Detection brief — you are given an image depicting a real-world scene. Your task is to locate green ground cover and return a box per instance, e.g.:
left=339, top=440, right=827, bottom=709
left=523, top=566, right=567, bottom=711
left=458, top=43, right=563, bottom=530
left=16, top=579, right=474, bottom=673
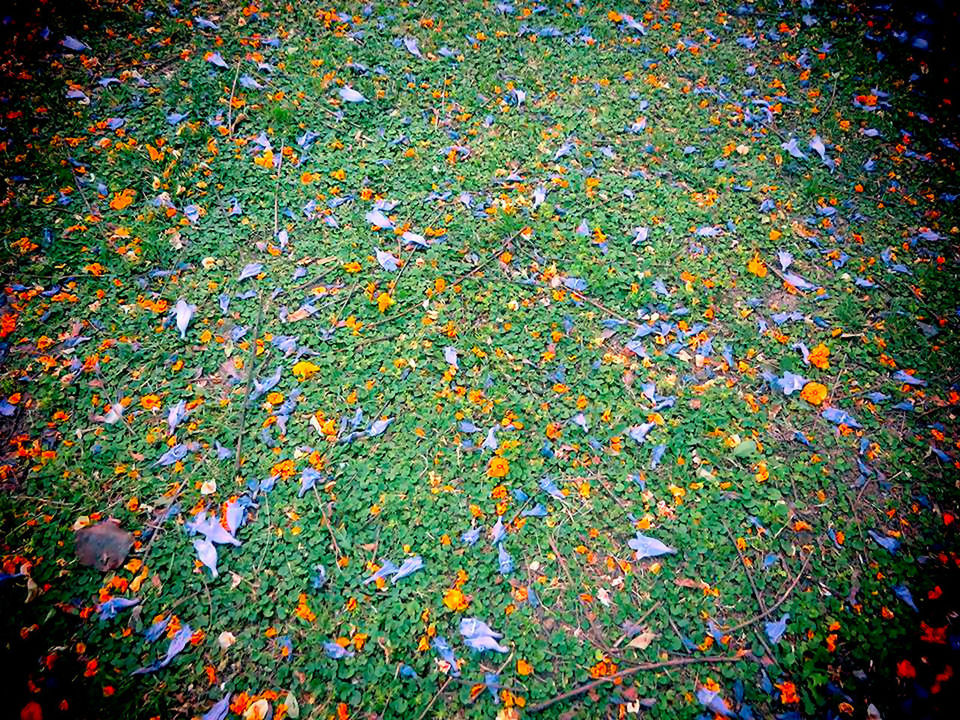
left=1, top=1, right=959, bottom=718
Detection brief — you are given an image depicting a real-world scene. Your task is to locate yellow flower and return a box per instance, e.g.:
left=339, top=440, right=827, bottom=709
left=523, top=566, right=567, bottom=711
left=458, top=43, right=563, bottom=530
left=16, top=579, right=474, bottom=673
left=487, top=456, right=509, bottom=478
left=376, top=292, right=395, bottom=313
left=292, top=360, right=320, bottom=381
left=800, top=381, right=827, bottom=405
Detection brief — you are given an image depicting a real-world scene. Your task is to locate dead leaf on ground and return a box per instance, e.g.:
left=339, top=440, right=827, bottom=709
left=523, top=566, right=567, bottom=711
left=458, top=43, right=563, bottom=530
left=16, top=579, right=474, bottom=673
left=75, top=520, right=133, bottom=571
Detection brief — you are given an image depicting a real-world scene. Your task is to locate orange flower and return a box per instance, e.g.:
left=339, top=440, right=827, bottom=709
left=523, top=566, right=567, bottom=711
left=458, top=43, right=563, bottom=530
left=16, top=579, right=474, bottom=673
left=588, top=658, right=618, bottom=679
left=0, top=313, right=16, bottom=338
left=747, top=253, right=767, bottom=278
left=140, top=394, right=161, bottom=410
left=920, top=622, right=947, bottom=644
left=800, top=382, right=827, bottom=405
left=294, top=593, right=316, bottom=622
left=808, top=343, right=830, bottom=370
left=487, top=456, right=509, bottom=478
left=271, top=458, right=296, bottom=479
left=517, top=659, right=533, bottom=676
left=230, top=692, right=250, bottom=715
left=109, top=189, right=135, bottom=210
left=776, top=681, right=800, bottom=704
left=754, top=460, right=769, bottom=483
left=443, top=588, right=470, bottom=611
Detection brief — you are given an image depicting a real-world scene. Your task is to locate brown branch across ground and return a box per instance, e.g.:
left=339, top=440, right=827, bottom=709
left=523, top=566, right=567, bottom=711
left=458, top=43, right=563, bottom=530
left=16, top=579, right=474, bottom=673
left=528, top=654, right=747, bottom=713
left=726, top=553, right=811, bottom=633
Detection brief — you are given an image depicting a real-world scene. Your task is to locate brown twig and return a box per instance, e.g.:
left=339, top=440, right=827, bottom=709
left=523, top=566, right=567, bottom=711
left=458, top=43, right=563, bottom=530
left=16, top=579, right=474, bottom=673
left=312, top=485, right=343, bottom=568
left=726, top=554, right=811, bottom=633
left=767, top=263, right=811, bottom=295
left=612, top=600, right=662, bottom=649
left=547, top=534, right=576, bottom=589
left=361, top=233, right=518, bottom=332
left=528, top=654, right=745, bottom=713
left=273, top=141, right=285, bottom=237
left=233, top=292, right=268, bottom=477
left=722, top=520, right=766, bottom=613
left=566, top=288, right=644, bottom=329
left=467, top=652, right=515, bottom=705
left=139, top=479, right=188, bottom=564
left=227, top=58, right=241, bottom=137
left=416, top=677, right=452, bottom=720
left=509, top=237, right=642, bottom=329
left=451, top=233, right=518, bottom=287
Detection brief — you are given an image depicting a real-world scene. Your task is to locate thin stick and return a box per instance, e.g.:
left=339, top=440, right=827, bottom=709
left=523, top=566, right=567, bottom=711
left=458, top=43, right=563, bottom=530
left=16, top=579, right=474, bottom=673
left=435, top=76, right=449, bottom=130
left=510, top=239, right=642, bottom=329
left=67, top=168, right=101, bottom=223
left=612, top=600, right=662, bottom=649
left=547, top=534, right=576, bottom=589
left=566, top=288, right=643, bottom=329
left=450, top=233, right=517, bottom=287
left=720, top=526, right=780, bottom=668
left=726, top=554, right=811, bottom=633
left=312, top=485, right=343, bottom=567
left=332, top=281, right=360, bottom=325
left=227, top=58, right=241, bottom=136
left=467, top=652, right=515, bottom=705
left=233, top=292, right=268, bottom=477
left=139, top=479, right=188, bottom=564
left=416, top=677, right=452, bottom=720
left=273, top=141, right=285, bottom=237
left=361, top=233, right=517, bottom=332
left=822, top=74, right=839, bottom=116
left=722, top=520, right=765, bottom=613
left=528, top=655, right=745, bottom=713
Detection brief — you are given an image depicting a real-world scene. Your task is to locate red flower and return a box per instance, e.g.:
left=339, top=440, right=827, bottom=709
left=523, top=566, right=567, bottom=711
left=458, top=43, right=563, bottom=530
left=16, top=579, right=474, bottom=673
left=21, top=702, right=42, bottom=720
left=921, top=622, right=948, bottom=645
left=897, top=659, right=916, bottom=679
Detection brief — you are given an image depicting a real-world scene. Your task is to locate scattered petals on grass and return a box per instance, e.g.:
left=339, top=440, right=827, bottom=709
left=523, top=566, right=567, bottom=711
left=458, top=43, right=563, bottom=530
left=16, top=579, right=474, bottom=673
left=3, top=2, right=959, bottom=719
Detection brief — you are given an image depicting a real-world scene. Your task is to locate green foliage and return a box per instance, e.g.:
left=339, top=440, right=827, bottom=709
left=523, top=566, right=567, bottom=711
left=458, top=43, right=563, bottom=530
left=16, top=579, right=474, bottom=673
left=0, top=1, right=958, bottom=719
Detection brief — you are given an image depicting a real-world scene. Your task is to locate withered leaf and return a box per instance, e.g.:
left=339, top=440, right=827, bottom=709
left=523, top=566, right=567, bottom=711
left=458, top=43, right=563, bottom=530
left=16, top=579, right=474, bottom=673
left=75, top=520, right=133, bottom=571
